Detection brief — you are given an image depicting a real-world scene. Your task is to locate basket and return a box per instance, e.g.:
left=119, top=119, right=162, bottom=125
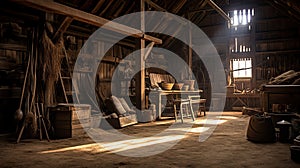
left=161, top=83, right=174, bottom=90
left=173, top=83, right=184, bottom=90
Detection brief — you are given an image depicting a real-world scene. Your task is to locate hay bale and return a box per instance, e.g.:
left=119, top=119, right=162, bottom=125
left=272, top=70, right=295, bottom=81
left=292, top=78, right=300, bottom=85
left=269, top=70, right=300, bottom=85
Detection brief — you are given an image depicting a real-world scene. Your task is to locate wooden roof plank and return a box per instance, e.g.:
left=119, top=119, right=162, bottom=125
left=171, top=0, right=187, bottom=13
left=91, top=0, right=106, bottom=14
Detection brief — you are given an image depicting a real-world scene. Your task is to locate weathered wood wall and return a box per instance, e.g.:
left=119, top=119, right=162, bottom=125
left=197, top=1, right=300, bottom=89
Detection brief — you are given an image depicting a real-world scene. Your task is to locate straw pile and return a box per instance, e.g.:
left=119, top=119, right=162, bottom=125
left=41, top=30, right=63, bottom=81
left=40, top=26, right=64, bottom=107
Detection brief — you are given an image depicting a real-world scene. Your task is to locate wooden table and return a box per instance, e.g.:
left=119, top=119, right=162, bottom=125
left=150, top=89, right=203, bottom=119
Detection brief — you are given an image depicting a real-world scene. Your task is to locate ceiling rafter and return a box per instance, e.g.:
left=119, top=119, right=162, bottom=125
left=53, top=0, right=104, bottom=40
left=11, top=0, right=162, bottom=44
left=206, top=0, right=230, bottom=21
left=266, top=0, right=300, bottom=24
left=171, top=0, right=187, bottom=13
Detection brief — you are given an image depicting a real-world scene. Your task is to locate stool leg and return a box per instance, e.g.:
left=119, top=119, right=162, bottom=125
left=173, top=104, right=177, bottom=122
left=189, top=101, right=195, bottom=121
left=180, top=103, right=184, bottom=123
left=203, top=103, right=206, bottom=116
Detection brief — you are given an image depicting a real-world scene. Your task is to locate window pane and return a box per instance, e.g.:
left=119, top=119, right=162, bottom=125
left=232, top=58, right=252, bottom=78
left=229, top=8, right=254, bottom=27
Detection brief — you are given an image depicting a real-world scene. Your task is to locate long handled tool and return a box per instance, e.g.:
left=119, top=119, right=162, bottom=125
left=14, top=51, right=31, bottom=121
left=17, top=27, right=38, bottom=143
left=36, top=103, right=50, bottom=142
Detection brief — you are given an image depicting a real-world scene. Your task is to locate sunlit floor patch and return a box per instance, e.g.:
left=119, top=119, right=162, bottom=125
left=39, top=135, right=185, bottom=154
left=168, top=126, right=211, bottom=133
left=39, top=114, right=239, bottom=155
left=39, top=143, right=102, bottom=154
left=193, top=119, right=227, bottom=125
left=100, top=135, right=185, bottom=153
left=217, top=116, right=238, bottom=120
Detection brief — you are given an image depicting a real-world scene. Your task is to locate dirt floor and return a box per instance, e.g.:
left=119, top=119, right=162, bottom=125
left=0, top=112, right=299, bottom=168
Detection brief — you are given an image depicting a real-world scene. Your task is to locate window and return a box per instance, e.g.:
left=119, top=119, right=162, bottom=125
left=229, top=8, right=254, bottom=28
left=231, top=37, right=251, bottom=53
left=231, top=58, right=252, bottom=78
left=228, top=8, right=254, bottom=53
left=228, top=8, right=254, bottom=79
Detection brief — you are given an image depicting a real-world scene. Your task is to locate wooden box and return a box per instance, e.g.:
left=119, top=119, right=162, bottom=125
left=50, top=104, right=91, bottom=139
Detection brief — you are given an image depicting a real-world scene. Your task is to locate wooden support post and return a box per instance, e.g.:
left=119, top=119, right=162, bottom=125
left=251, top=16, right=256, bottom=88
left=188, top=14, right=193, bottom=79
left=136, top=0, right=146, bottom=110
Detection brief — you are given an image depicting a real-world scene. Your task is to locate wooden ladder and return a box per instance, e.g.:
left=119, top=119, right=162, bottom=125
left=59, top=47, right=80, bottom=104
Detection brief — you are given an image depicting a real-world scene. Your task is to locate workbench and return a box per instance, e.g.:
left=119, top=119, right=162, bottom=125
left=149, top=89, right=203, bottom=119
left=225, top=93, right=260, bottom=110
left=260, top=85, right=300, bottom=113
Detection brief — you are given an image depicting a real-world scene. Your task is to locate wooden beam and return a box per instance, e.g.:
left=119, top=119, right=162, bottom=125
left=53, top=16, right=73, bottom=40
left=98, top=0, right=114, bottom=16
left=144, top=0, right=187, bottom=25
left=113, top=1, right=126, bottom=18
left=194, top=11, right=208, bottom=25
left=267, top=0, right=300, bottom=23
left=171, top=0, right=187, bottom=13
left=206, top=0, right=230, bottom=21
left=144, top=0, right=166, bottom=11
left=188, top=9, right=214, bottom=15
left=144, top=42, right=155, bottom=60
left=143, top=34, right=162, bottom=44
left=11, top=0, right=162, bottom=44
left=91, top=0, right=106, bottom=14
left=53, top=0, right=106, bottom=40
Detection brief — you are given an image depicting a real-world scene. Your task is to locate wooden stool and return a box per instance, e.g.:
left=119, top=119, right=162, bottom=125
left=173, top=99, right=195, bottom=123
left=199, top=99, right=206, bottom=116
left=188, top=96, right=206, bottom=117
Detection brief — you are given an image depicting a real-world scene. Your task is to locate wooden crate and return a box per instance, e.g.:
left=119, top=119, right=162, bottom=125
left=50, top=104, right=91, bottom=139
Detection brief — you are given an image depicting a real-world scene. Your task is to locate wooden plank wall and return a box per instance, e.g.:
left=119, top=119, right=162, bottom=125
left=254, top=5, right=300, bottom=87
left=197, top=2, right=300, bottom=90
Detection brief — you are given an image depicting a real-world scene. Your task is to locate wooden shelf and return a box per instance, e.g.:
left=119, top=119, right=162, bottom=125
left=99, top=55, right=121, bottom=63
left=256, top=38, right=298, bottom=44
left=255, top=49, right=300, bottom=54
left=0, top=43, right=27, bottom=51
left=78, top=53, right=122, bottom=64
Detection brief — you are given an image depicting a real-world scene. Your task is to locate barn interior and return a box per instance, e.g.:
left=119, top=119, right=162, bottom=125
left=1, top=0, right=300, bottom=167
